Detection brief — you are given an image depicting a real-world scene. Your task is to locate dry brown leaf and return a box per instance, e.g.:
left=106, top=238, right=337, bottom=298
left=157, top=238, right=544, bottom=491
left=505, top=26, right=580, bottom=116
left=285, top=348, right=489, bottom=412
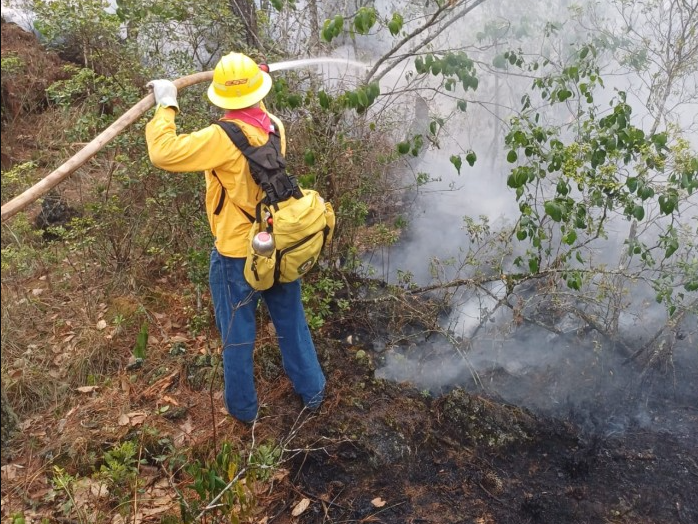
left=128, top=412, right=147, bottom=426
left=139, top=505, right=170, bottom=517
left=291, top=498, right=311, bottom=517
left=371, top=497, right=387, bottom=507
left=32, top=288, right=44, bottom=296
left=76, top=386, right=99, bottom=393
left=141, top=371, right=178, bottom=399
left=89, top=480, right=109, bottom=498
left=271, top=468, right=289, bottom=481
left=96, top=319, right=107, bottom=330
left=161, top=395, right=180, bottom=406
left=1, top=464, right=24, bottom=480
left=118, top=414, right=130, bottom=426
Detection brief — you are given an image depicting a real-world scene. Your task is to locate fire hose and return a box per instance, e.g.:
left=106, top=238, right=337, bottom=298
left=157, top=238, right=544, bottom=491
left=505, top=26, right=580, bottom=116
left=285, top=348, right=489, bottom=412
left=2, top=57, right=368, bottom=222
left=0, top=71, right=213, bottom=223
left=0, top=57, right=369, bottom=224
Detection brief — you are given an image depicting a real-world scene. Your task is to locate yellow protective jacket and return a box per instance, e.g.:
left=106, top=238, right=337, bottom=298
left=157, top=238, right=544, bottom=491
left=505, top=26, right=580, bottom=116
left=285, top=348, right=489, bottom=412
left=145, top=106, right=286, bottom=258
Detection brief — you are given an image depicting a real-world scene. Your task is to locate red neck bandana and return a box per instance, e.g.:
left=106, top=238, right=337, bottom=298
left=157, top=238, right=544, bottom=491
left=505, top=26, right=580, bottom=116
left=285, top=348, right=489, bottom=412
left=223, top=107, right=275, bottom=134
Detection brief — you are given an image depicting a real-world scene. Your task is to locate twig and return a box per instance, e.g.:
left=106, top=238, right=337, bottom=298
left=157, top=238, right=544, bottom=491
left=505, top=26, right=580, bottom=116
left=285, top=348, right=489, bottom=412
left=194, top=467, right=248, bottom=521
left=624, top=297, right=697, bottom=364
left=132, top=437, right=145, bottom=523
left=477, top=482, right=505, bottom=504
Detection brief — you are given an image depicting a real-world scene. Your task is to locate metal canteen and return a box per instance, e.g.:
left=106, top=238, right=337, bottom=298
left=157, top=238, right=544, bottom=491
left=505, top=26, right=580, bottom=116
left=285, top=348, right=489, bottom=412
left=252, top=231, right=275, bottom=257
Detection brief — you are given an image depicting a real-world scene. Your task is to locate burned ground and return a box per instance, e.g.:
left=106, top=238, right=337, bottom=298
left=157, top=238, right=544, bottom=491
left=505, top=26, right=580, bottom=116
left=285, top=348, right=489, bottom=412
left=245, top=331, right=698, bottom=524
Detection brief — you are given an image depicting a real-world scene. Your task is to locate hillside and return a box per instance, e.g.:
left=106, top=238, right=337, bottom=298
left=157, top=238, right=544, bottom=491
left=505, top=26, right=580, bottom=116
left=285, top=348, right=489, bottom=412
left=2, top=19, right=697, bottom=524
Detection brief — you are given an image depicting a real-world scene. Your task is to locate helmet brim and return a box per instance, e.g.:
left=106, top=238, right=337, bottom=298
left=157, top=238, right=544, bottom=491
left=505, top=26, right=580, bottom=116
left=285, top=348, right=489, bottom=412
left=207, top=71, right=273, bottom=110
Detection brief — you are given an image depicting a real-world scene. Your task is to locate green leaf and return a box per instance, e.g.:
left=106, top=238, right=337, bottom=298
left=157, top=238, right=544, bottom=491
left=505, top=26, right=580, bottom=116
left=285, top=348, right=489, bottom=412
left=347, top=91, right=359, bottom=107
left=507, top=150, right=518, bottom=163
left=133, top=322, right=148, bottom=360
left=528, top=257, right=539, bottom=273
left=450, top=155, right=462, bottom=174
left=321, top=25, right=334, bottom=42
left=665, top=237, right=679, bottom=258
left=318, top=90, right=330, bottom=109
left=652, top=132, right=668, bottom=151
left=304, top=150, right=315, bottom=166
left=631, top=205, right=645, bottom=221
left=626, top=177, right=638, bottom=193
left=638, top=185, right=655, bottom=200
left=544, top=201, right=562, bottom=222
left=287, top=94, right=302, bottom=108
left=457, top=100, right=467, bottom=112
left=357, top=88, right=369, bottom=108
left=658, top=194, right=677, bottom=215
left=493, top=54, right=507, bottom=69
left=466, top=151, right=477, bottom=167
left=557, top=89, right=572, bottom=102
left=566, top=272, right=582, bottom=290
left=397, top=141, right=410, bottom=154
left=563, top=230, right=577, bottom=245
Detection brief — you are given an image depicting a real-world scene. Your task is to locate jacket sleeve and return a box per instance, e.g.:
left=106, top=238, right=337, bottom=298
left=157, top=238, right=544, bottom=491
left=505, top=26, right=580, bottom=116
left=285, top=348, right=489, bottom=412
left=145, top=106, right=233, bottom=172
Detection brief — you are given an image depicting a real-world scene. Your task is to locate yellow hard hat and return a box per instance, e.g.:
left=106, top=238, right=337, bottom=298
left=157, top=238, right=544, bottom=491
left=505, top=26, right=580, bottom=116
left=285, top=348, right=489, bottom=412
left=207, top=52, right=272, bottom=109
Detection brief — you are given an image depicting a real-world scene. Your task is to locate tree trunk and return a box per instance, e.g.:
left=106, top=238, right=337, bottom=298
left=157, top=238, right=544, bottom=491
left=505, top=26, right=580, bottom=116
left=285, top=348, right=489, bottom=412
left=229, top=0, right=260, bottom=49
left=1, top=386, right=19, bottom=453
left=307, top=0, right=321, bottom=52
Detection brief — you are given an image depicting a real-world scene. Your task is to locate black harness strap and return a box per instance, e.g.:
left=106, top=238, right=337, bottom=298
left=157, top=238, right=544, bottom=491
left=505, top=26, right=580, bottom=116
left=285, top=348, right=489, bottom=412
left=214, top=120, right=302, bottom=206
left=211, top=170, right=255, bottom=223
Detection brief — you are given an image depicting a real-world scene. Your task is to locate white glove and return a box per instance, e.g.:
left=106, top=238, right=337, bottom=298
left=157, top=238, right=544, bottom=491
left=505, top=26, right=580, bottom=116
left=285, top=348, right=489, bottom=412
left=147, top=79, right=179, bottom=111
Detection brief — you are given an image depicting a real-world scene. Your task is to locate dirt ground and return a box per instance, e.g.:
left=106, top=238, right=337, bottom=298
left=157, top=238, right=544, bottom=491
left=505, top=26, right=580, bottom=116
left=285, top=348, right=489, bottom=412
left=2, top=19, right=697, bottom=524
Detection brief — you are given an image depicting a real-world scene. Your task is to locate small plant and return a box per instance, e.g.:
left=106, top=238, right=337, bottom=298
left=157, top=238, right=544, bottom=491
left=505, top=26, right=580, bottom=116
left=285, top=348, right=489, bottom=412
left=51, top=466, right=86, bottom=523
left=0, top=52, right=23, bottom=76
left=179, top=440, right=279, bottom=523
left=302, top=275, right=349, bottom=330
left=10, top=513, right=26, bottom=524
left=132, top=322, right=149, bottom=360
left=247, top=442, right=282, bottom=482
left=97, top=440, right=143, bottom=505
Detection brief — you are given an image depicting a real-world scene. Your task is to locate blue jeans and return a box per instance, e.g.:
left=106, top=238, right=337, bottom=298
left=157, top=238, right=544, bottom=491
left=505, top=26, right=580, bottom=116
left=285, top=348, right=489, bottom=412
left=209, top=249, right=325, bottom=422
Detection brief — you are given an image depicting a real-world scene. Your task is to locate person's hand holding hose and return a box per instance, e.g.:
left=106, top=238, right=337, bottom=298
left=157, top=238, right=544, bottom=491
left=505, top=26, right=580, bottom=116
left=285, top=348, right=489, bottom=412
left=147, top=79, right=179, bottom=111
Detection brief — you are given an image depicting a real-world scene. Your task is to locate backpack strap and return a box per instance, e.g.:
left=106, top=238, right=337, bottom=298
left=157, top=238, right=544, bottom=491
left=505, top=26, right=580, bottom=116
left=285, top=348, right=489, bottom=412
left=210, top=169, right=255, bottom=223
left=214, top=120, right=302, bottom=206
